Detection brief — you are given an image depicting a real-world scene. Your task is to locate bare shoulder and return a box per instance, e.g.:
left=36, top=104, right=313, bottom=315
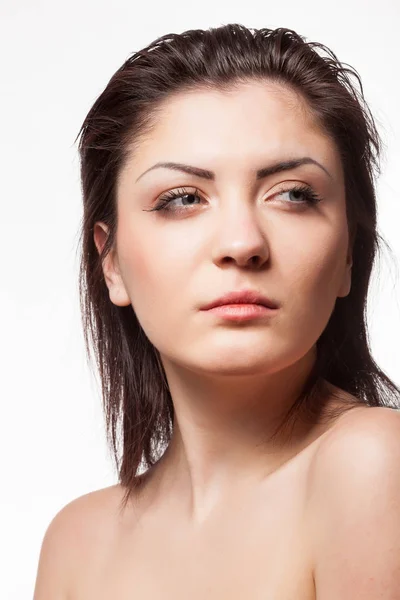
left=306, top=406, right=400, bottom=597
left=311, top=405, right=400, bottom=478
left=308, top=405, right=400, bottom=501
left=33, top=484, right=122, bottom=599
left=47, top=483, right=123, bottom=544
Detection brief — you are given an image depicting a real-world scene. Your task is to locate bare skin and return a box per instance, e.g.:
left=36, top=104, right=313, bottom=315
left=40, top=81, right=360, bottom=598
left=94, top=80, right=353, bottom=518
left=64, top=389, right=369, bottom=600
left=84, top=81, right=356, bottom=598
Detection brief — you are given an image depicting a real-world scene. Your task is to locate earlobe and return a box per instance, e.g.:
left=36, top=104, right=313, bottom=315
left=93, top=222, right=131, bottom=307
left=109, top=285, right=131, bottom=307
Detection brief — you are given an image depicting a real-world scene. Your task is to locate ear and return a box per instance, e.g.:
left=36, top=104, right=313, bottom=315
left=337, top=250, right=353, bottom=299
left=93, top=222, right=131, bottom=307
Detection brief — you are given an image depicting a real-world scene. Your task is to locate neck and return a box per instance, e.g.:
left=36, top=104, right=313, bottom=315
left=141, top=346, right=329, bottom=525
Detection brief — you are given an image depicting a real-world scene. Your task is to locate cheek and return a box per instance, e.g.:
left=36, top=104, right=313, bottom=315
left=284, top=226, right=349, bottom=318
left=116, top=226, right=189, bottom=339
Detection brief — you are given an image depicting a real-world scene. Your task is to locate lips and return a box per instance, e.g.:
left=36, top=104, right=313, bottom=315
left=201, top=290, right=279, bottom=310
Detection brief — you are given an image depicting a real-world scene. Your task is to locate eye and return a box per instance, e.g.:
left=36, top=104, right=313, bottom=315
left=275, top=184, right=323, bottom=206
left=144, top=187, right=203, bottom=214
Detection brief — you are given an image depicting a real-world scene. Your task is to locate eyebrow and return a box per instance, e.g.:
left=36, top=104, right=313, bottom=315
left=135, top=157, right=333, bottom=183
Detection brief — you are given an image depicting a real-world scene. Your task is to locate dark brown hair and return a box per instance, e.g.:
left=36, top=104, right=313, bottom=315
left=75, top=23, right=400, bottom=512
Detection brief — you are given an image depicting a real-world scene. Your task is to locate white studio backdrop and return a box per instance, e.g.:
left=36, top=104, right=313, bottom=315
left=1, top=1, right=399, bottom=598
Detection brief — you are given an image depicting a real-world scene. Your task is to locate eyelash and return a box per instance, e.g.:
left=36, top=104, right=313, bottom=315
left=145, top=184, right=323, bottom=214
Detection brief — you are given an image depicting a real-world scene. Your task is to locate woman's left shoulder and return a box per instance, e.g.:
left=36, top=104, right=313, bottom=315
left=307, top=406, right=400, bottom=597
left=321, top=405, right=400, bottom=453
left=311, top=405, right=400, bottom=492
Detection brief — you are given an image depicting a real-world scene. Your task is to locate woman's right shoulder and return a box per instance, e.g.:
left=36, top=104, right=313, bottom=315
left=59, top=483, right=124, bottom=518
left=33, top=484, right=124, bottom=599
left=47, top=483, right=124, bottom=540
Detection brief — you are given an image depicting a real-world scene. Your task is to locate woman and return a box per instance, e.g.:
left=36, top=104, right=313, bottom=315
left=34, top=24, right=400, bottom=599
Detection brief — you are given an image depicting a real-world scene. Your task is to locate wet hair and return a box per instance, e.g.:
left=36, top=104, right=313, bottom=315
left=75, top=23, right=400, bottom=512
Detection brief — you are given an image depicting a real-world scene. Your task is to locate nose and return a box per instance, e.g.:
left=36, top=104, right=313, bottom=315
left=211, top=203, right=270, bottom=270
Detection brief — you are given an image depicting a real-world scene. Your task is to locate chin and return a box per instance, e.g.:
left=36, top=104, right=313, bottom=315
left=185, top=353, right=282, bottom=376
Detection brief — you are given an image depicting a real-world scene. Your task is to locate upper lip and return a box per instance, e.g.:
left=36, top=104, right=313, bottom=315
left=201, top=289, right=279, bottom=310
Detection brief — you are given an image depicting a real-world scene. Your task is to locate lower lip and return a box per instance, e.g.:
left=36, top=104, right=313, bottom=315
left=203, top=303, right=277, bottom=321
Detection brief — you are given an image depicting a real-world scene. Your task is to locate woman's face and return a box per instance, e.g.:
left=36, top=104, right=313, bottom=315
left=95, top=81, right=352, bottom=377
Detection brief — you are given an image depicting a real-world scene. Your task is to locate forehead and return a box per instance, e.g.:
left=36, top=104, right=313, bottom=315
left=126, top=81, right=341, bottom=179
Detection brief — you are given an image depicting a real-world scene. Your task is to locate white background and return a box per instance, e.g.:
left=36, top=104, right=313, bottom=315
left=1, top=1, right=399, bottom=598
